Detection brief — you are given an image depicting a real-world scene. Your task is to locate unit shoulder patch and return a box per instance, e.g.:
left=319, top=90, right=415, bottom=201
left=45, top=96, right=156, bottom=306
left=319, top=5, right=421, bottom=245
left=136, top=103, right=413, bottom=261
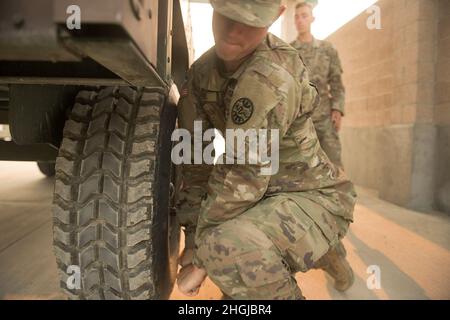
left=231, top=98, right=254, bottom=125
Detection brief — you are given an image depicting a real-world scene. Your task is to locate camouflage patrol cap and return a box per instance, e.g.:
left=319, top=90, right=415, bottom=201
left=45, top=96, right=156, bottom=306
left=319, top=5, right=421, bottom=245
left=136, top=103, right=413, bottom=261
left=210, top=0, right=282, bottom=28
left=296, top=0, right=319, bottom=8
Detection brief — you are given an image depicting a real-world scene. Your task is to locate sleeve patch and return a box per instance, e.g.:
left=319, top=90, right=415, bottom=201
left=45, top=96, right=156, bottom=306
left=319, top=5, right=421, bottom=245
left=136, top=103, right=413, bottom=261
left=231, top=98, right=254, bottom=125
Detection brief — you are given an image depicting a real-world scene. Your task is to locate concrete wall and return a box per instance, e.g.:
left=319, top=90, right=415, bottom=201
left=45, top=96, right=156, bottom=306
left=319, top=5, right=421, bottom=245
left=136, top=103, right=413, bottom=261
left=281, top=0, right=449, bottom=212
left=434, top=0, right=450, bottom=212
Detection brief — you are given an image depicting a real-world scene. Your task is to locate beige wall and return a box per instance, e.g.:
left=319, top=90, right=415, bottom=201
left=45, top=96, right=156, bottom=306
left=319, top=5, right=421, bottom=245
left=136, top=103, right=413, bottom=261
left=327, top=0, right=440, bottom=129
left=435, top=0, right=450, bottom=212
left=435, top=0, right=450, bottom=125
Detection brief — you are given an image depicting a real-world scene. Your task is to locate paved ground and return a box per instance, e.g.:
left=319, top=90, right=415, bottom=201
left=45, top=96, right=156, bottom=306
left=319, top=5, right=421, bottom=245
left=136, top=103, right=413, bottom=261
left=0, top=161, right=449, bottom=300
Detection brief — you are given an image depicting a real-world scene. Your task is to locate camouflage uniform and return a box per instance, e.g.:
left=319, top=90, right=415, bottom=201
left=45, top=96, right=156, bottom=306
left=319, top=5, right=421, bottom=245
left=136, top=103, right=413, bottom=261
left=176, top=0, right=356, bottom=300
left=290, top=38, right=345, bottom=167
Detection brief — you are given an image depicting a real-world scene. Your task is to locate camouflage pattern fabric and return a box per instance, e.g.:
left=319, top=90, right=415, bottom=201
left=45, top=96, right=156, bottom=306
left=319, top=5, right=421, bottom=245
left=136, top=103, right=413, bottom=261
left=290, top=38, right=345, bottom=117
left=210, top=0, right=281, bottom=28
left=290, top=37, right=345, bottom=166
left=176, top=33, right=356, bottom=299
left=195, top=194, right=350, bottom=299
left=314, top=113, right=343, bottom=167
left=296, top=0, right=319, bottom=8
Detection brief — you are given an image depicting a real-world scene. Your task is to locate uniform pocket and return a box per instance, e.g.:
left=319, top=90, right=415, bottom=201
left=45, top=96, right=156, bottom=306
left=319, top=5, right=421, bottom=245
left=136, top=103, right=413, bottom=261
left=235, top=250, right=290, bottom=288
left=280, top=196, right=334, bottom=273
left=284, top=222, right=330, bottom=273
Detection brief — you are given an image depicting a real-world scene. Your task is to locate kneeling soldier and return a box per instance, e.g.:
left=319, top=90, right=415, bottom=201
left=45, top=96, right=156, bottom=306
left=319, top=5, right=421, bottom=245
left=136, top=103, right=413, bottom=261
left=176, top=0, right=357, bottom=299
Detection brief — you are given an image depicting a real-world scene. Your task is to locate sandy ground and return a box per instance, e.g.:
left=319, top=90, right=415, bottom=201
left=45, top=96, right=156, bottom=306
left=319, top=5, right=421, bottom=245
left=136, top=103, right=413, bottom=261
left=0, top=161, right=449, bottom=300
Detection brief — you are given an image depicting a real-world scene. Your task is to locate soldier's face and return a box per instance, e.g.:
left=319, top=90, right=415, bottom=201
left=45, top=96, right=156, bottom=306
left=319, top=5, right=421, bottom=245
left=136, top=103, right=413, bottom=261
left=295, top=6, right=315, bottom=34
left=212, top=11, right=268, bottom=62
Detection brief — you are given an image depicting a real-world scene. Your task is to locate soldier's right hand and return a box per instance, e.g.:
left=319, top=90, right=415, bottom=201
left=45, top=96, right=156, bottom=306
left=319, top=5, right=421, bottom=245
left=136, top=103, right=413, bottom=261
left=177, top=264, right=207, bottom=297
left=331, top=110, right=342, bottom=132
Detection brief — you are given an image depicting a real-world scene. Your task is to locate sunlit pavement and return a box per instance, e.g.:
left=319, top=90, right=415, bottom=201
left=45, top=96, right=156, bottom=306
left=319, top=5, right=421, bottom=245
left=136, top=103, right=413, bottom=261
left=0, top=161, right=449, bottom=300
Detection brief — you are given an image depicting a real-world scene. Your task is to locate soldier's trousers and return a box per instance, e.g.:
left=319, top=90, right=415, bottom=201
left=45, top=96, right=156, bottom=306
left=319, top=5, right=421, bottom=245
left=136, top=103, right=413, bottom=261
left=195, top=193, right=348, bottom=300
left=313, top=114, right=343, bottom=167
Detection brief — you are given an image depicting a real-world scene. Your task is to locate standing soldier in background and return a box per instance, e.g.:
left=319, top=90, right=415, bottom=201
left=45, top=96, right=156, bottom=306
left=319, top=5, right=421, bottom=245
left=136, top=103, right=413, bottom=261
left=290, top=0, right=353, bottom=288
left=290, top=0, right=345, bottom=168
left=175, top=0, right=356, bottom=299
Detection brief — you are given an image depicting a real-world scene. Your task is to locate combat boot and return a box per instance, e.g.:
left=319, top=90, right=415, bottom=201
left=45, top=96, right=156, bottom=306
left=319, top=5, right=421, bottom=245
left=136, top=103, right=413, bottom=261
left=315, top=242, right=354, bottom=292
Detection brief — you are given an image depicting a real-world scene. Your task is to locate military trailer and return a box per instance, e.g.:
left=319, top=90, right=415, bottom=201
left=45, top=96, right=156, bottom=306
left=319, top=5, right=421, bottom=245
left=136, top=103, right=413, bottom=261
left=0, top=0, right=190, bottom=299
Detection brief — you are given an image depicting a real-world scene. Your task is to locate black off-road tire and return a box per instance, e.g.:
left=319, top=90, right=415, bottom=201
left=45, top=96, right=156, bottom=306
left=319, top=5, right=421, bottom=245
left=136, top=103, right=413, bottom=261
left=37, top=162, right=56, bottom=177
left=52, top=86, right=179, bottom=299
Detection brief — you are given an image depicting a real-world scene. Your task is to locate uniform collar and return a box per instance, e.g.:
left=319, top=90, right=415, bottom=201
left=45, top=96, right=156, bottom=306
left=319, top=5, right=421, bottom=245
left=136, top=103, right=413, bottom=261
left=207, top=58, right=225, bottom=92
left=292, top=36, right=319, bottom=49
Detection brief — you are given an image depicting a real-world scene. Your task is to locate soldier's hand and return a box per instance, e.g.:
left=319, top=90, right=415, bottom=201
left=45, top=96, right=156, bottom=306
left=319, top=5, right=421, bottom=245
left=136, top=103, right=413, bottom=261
left=331, top=110, right=342, bottom=132
left=177, top=264, right=207, bottom=297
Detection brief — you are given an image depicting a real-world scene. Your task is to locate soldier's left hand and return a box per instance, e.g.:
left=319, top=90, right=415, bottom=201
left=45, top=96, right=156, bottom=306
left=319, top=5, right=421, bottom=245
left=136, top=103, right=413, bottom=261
left=177, top=264, right=207, bottom=296
left=331, top=110, right=342, bottom=132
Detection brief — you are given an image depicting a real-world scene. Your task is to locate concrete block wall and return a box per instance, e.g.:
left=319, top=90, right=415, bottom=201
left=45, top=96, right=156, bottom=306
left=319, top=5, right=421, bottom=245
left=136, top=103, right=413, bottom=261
left=434, top=0, right=450, bottom=212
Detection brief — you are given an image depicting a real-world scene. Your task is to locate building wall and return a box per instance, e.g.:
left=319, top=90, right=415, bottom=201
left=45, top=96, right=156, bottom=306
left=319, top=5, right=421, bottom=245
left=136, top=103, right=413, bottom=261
left=434, top=0, right=450, bottom=212
left=281, top=0, right=449, bottom=212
